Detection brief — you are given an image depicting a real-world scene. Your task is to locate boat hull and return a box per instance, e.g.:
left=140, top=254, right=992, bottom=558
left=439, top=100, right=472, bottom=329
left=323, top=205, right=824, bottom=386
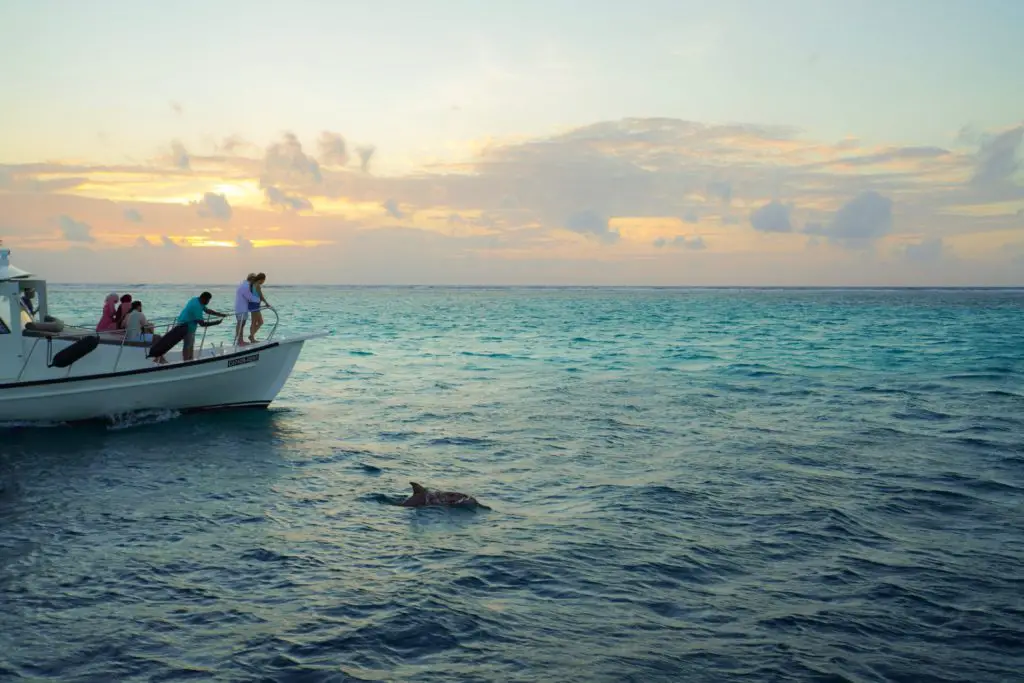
left=0, top=338, right=307, bottom=423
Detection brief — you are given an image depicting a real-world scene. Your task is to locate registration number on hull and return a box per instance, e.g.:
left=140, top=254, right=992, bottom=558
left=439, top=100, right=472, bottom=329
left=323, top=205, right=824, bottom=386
left=227, top=353, right=259, bottom=368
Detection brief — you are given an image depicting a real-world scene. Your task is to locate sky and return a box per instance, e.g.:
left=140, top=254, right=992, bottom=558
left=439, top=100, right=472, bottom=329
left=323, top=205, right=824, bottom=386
left=1, top=0, right=1022, bottom=285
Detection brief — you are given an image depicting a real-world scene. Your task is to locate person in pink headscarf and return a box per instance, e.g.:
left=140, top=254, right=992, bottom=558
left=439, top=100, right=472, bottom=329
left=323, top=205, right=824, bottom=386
left=96, top=292, right=119, bottom=332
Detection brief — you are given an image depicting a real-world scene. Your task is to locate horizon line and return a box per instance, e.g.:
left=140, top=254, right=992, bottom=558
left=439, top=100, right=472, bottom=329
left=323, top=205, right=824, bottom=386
left=39, top=282, right=1024, bottom=290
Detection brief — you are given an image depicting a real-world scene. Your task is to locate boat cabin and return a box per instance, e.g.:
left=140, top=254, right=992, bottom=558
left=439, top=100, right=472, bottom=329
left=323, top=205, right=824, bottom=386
left=0, top=242, right=54, bottom=379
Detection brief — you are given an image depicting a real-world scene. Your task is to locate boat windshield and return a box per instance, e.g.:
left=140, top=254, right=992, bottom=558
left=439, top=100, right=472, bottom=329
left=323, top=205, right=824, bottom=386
left=0, top=295, right=10, bottom=334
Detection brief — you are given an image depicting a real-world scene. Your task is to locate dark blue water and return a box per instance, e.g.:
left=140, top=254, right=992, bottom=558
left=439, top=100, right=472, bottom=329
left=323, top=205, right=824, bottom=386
left=2, top=286, right=1023, bottom=681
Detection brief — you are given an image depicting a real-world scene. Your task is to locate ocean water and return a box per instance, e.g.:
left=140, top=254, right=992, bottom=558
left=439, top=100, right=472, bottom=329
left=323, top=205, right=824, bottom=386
left=2, top=285, right=1023, bottom=682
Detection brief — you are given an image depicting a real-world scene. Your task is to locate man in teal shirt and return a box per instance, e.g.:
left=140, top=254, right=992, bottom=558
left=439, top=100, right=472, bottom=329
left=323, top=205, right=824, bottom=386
left=176, top=291, right=227, bottom=360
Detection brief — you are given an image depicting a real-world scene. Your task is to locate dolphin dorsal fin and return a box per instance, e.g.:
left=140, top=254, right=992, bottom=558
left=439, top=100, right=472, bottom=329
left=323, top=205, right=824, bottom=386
left=410, top=482, right=426, bottom=494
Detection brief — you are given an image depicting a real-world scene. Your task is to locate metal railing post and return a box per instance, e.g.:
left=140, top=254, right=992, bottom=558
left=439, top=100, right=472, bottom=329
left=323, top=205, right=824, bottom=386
left=266, top=306, right=280, bottom=341
left=113, top=332, right=127, bottom=371
left=15, top=338, right=41, bottom=382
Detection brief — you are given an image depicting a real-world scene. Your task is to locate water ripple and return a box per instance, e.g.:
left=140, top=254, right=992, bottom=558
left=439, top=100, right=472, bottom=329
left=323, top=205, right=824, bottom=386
left=2, top=286, right=1023, bottom=681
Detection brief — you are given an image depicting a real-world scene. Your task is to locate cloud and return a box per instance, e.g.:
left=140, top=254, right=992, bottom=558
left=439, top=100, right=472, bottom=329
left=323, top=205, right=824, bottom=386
left=957, top=124, right=982, bottom=146
left=265, top=186, right=313, bottom=211
left=58, top=215, right=95, bottom=242
left=170, top=140, right=190, bottom=170
left=836, top=146, right=950, bottom=167
left=805, top=191, right=893, bottom=247
left=654, top=235, right=706, bottom=250
left=383, top=199, right=405, bottom=219
left=356, top=145, right=376, bottom=173
left=375, top=117, right=928, bottom=237
left=904, top=237, right=944, bottom=263
left=136, top=235, right=153, bottom=247
left=707, top=181, right=732, bottom=205
left=169, top=101, right=183, bottom=116
left=193, top=192, right=232, bottom=220
left=318, top=132, right=348, bottom=166
left=971, top=124, right=1023, bottom=187
left=3, top=116, right=1022, bottom=285
left=261, top=132, right=321, bottom=188
left=236, top=235, right=253, bottom=250
left=2, top=117, right=991, bottom=245
left=565, top=210, right=618, bottom=243
left=161, top=235, right=180, bottom=249
left=217, top=135, right=254, bottom=155
left=750, top=201, right=792, bottom=232
left=124, top=208, right=143, bottom=222
left=0, top=168, right=87, bottom=193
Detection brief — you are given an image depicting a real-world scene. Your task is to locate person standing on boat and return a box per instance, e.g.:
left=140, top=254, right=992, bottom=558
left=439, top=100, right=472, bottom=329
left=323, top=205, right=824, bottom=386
left=247, top=272, right=272, bottom=343
left=234, top=273, right=259, bottom=346
left=176, top=291, right=227, bottom=361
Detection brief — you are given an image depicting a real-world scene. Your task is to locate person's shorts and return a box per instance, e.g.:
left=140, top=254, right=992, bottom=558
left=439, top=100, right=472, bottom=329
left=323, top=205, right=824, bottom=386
left=235, top=312, right=249, bottom=323
left=183, top=329, right=196, bottom=355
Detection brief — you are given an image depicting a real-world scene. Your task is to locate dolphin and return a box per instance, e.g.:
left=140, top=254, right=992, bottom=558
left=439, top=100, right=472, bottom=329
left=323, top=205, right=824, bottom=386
left=400, top=481, right=485, bottom=508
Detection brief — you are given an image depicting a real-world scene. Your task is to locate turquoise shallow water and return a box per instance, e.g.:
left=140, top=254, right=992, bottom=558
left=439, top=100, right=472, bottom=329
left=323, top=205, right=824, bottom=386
left=2, top=285, right=1023, bottom=682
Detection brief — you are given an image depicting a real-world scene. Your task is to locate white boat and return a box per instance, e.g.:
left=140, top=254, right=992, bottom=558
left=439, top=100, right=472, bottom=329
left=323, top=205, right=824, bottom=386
left=0, top=242, right=327, bottom=424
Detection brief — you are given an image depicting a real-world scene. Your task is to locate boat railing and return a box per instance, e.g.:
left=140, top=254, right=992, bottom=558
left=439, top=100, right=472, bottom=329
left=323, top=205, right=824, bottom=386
left=14, top=305, right=281, bottom=380
left=149, top=305, right=281, bottom=358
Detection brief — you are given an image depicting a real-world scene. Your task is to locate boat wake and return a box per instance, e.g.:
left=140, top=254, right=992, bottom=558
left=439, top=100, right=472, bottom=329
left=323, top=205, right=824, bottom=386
left=0, top=419, right=67, bottom=430
left=106, top=408, right=182, bottom=431
left=1, top=408, right=182, bottom=431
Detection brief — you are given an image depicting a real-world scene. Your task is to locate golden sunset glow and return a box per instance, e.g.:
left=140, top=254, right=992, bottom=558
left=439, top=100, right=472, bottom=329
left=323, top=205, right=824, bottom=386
left=188, top=239, right=238, bottom=248
left=2, top=120, right=1021, bottom=283
left=249, top=239, right=335, bottom=248
left=0, top=1, right=1021, bottom=286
